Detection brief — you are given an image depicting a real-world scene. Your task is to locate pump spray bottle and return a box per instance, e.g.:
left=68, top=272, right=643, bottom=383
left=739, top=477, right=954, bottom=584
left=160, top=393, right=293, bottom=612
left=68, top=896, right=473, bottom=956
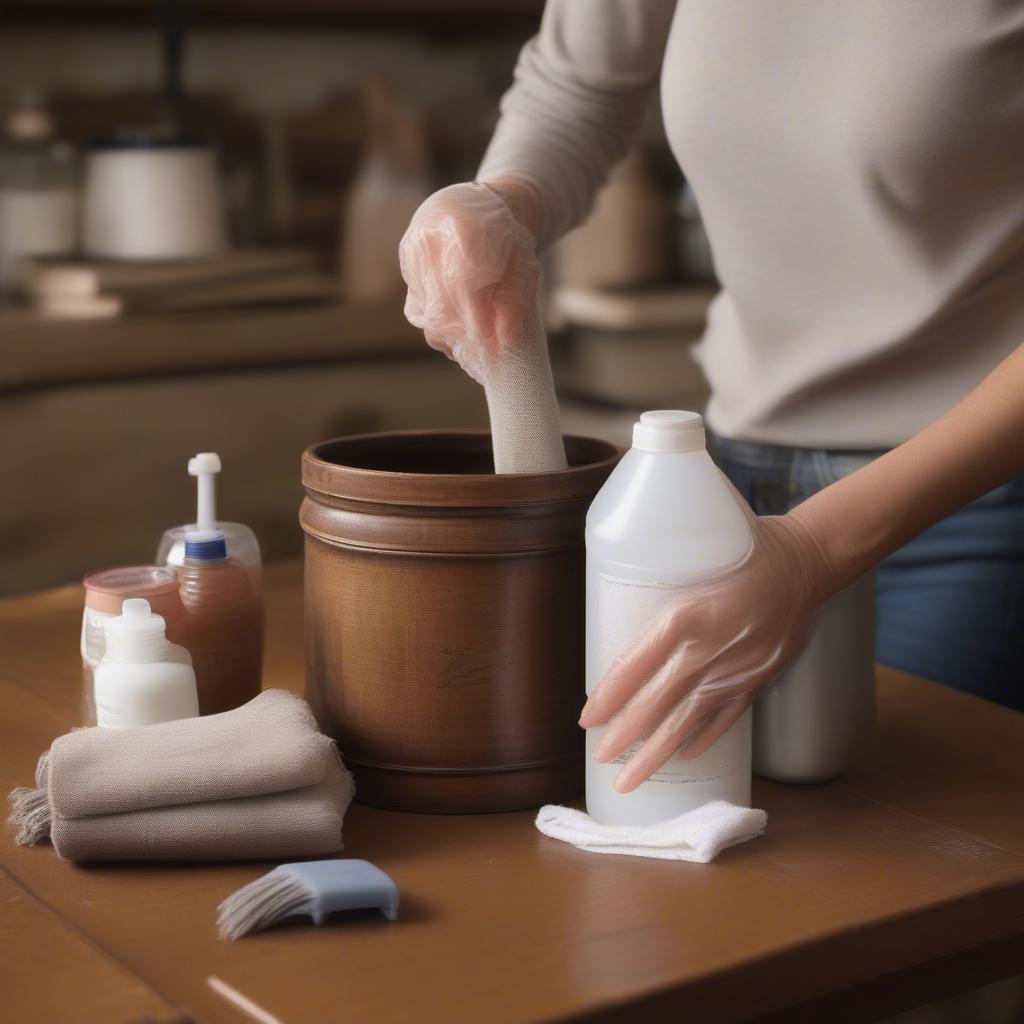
left=157, top=451, right=262, bottom=587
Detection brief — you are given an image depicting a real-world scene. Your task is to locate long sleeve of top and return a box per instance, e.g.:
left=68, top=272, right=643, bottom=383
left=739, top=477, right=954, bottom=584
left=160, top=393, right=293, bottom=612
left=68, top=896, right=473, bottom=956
left=478, top=0, right=676, bottom=246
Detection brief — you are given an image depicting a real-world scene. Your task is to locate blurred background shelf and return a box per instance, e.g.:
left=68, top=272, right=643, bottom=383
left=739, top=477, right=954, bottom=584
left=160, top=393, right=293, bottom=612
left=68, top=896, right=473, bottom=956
left=0, top=299, right=487, bottom=595
left=0, top=298, right=426, bottom=392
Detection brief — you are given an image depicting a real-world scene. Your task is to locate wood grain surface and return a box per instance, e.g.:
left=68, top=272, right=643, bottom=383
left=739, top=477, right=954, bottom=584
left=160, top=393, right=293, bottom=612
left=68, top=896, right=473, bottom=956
left=0, top=561, right=1022, bottom=1024
left=0, top=867, right=185, bottom=1024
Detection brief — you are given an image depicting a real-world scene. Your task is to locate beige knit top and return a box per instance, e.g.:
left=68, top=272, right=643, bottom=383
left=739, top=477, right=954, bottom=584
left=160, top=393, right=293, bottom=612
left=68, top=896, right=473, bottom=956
left=479, top=0, right=1024, bottom=448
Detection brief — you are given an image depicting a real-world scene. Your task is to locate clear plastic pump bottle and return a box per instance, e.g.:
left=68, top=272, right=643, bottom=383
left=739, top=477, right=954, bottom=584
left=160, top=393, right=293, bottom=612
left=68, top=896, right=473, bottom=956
left=157, top=452, right=262, bottom=589
left=585, top=411, right=754, bottom=826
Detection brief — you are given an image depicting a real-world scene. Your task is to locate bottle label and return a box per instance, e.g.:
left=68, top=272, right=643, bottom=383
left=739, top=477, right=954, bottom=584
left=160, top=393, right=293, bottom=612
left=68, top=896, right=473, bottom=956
left=81, top=606, right=114, bottom=668
left=608, top=740, right=743, bottom=786
left=596, top=572, right=747, bottom=786
left=94, top=694, right=131, bottom=729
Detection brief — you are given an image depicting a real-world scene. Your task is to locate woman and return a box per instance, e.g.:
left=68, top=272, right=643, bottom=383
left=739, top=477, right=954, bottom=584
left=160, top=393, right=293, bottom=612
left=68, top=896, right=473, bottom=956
left=400, top=1, right=1024, bottom=791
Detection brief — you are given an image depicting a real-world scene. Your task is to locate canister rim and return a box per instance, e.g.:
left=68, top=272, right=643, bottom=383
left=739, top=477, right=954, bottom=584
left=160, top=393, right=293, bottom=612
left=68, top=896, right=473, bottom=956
left=302, top=430, right=621, bottom=508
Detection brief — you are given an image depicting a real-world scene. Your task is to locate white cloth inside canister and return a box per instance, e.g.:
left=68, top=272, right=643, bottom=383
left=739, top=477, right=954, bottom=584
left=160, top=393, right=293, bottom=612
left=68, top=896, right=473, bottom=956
left=480, top=312, right=567, bottom=474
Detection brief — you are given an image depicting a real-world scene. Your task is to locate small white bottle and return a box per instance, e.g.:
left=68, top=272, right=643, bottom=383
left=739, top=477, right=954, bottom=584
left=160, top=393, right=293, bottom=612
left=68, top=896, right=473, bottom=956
left=586, top=411, right=754, bottom=826
left=94, top=599, right=199, bottom=729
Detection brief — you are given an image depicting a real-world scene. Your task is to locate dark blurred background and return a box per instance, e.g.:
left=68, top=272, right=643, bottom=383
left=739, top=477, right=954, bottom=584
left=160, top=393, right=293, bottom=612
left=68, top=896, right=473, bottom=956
left=0, top=0, right=715, bottom=596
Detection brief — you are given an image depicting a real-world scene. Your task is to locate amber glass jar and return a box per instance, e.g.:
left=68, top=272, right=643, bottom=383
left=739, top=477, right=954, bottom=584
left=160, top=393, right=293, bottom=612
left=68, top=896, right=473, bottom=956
left=176, top=534, right=263, bottom=716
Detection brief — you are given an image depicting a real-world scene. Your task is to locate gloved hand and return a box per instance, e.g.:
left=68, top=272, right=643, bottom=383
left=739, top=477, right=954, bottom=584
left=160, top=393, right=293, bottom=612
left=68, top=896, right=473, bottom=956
left=399, top=177, right=567, bottom=474
left=399, top=178, right=543, bottom=385
left=579, top=511, right=833, bottom=793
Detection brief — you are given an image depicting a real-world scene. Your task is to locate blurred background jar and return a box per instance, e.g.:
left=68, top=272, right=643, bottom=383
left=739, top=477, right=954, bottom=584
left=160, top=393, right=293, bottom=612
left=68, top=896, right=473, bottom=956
left=0, top=93, right=78, bottom=291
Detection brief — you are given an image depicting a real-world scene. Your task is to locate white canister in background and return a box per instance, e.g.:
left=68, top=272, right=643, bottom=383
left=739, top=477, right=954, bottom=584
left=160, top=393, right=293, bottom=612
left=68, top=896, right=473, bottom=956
left=83, top=133, right=226, bottom=260
left=0, top=98, right=78, bottom=288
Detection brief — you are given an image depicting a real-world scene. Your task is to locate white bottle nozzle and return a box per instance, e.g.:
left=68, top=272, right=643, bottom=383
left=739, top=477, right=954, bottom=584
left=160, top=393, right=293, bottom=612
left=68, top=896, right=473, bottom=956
left=122, top=598, right=152, bottom=619
left=103, top=598, right=168, bottom=663
left=188, top=451, right=221, bottom=529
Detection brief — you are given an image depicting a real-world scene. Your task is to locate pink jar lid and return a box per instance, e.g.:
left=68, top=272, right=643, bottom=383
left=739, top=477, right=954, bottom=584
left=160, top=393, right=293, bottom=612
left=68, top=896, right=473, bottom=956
left=83, top=566, right=179, bottom=615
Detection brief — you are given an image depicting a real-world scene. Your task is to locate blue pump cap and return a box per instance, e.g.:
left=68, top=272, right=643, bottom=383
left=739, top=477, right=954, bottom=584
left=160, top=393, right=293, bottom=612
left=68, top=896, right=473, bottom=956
left=184, top=533, right=228, bottom=561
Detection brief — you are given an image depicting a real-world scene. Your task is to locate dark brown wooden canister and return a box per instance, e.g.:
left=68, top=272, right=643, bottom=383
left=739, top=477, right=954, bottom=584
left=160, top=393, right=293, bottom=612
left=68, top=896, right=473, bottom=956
left=300, top=430, right=620, bottom=813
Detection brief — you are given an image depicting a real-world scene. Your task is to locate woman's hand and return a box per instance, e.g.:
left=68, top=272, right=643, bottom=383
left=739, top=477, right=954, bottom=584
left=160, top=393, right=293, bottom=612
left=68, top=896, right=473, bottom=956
left=399, top=177, right=543, bottom=384
left=579, top=512, right=833, bottom=793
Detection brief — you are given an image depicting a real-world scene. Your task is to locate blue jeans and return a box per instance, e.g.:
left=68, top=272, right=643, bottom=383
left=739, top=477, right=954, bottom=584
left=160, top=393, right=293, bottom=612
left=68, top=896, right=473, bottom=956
left=708, top=433, right=1024, bottom=711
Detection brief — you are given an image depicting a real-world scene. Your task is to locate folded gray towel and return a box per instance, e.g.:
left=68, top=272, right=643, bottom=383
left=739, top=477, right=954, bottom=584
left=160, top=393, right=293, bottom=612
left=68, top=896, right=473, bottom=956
left=7, top=689, right=354, bottom=862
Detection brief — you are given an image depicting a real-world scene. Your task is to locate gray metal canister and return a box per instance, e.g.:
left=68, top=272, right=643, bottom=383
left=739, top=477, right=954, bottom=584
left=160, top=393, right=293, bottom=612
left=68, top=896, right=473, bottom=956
left=753, top=572, right=876, bottom=783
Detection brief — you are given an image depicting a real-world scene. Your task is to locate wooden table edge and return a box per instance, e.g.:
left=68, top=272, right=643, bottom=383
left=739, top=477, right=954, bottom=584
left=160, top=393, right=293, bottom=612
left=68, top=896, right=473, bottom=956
left=568, top=881, right=1024, bottom=1023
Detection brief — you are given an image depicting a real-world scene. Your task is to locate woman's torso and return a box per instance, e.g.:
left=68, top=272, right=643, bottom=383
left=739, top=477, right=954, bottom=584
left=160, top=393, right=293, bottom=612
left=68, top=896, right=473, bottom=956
left=661, top=0, right=1024, bottom=447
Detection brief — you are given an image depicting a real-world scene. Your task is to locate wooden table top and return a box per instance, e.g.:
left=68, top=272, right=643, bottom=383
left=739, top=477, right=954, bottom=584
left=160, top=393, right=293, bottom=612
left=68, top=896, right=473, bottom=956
left=2, top=561, right=1022, bottom=1024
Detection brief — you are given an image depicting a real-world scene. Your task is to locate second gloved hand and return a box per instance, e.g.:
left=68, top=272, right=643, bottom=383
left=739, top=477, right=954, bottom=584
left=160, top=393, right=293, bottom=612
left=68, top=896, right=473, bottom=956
left=578, top=511, right=834, bottom=793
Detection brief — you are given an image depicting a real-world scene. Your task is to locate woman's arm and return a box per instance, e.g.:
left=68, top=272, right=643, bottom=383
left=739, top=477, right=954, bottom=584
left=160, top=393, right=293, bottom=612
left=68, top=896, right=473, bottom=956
left=400, top=2, right=677, bottom=405
left=581, top=343, right=1024, bottom=792
left=479, top=0, right=677, bottom=247
left=791, top=343, right=1024, bottom=599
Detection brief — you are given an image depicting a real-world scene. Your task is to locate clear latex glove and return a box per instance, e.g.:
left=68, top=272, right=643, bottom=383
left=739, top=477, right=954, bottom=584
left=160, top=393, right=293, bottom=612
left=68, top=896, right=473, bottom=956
left=399, top=178, right=567, bottom=473
left=579, top=513, right=831, bottom=793
left=399, top=179, right=542, bottom=386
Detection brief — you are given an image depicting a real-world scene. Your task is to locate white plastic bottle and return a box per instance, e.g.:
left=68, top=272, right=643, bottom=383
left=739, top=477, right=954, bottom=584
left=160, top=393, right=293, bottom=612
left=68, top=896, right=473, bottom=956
left=585, top=411, right=754, bottom=826
left=94, top=599, right=199, bottom=729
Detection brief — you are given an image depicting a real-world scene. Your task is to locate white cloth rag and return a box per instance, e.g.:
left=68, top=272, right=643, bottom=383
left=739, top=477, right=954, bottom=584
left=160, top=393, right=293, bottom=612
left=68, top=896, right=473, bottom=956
left=535, top=800, right=767, bottom=862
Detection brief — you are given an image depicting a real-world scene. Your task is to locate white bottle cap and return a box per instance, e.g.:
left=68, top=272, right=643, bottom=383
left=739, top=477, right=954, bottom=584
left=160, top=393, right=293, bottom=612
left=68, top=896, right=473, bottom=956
left=103, top=598, right=168, bottom=663
left=188, top=452, right=221, bottom=476
left=631, top=410, right=706, bottom=453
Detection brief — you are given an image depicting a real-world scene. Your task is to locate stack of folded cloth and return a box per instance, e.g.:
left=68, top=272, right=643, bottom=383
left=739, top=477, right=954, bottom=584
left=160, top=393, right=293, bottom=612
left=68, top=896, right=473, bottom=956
left=7, top=689, right=354, bottom=862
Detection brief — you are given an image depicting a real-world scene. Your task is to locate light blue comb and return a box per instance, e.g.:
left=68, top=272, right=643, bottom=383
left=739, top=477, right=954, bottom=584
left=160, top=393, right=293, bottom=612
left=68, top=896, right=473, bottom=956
left=218, top=859, right=399, bottom=940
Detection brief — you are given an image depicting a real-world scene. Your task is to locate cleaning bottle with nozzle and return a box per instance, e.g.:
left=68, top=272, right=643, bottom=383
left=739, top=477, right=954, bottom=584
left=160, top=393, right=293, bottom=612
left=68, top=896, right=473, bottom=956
left=94, top=598, right=199, bottom=729
left=156, top=452, right=262, bottom=588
